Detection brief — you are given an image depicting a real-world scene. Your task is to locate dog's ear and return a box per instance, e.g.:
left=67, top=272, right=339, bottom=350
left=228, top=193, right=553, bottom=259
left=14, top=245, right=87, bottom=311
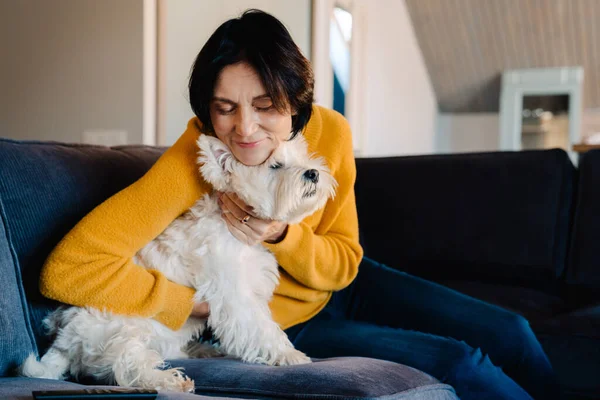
left=197, top=135, right=233, bottom=190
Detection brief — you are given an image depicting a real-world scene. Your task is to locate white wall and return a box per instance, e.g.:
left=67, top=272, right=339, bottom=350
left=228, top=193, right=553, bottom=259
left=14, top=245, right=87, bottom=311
left=436, top=114, right=501, bottom=154
left=159, top=0, right=312, bottom=145
left=0, top=0, right=143, bottom=143
left=437, top=110, right=600, bottom=154
left=361, top=0, right=437, bottom=156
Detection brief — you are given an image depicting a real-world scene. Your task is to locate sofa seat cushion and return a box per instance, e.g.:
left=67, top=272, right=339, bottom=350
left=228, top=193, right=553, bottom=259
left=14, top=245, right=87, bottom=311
left=532, top=306, right=600, bottom=399
left=537, top=333, right=600, bottom=400
left=167, top=357, right=458, bottom=399
left=0, top=377, right=233, bottom=400
left=535, top=304, right=600, bottom=339
left=440, top=280, right=567, bottom=321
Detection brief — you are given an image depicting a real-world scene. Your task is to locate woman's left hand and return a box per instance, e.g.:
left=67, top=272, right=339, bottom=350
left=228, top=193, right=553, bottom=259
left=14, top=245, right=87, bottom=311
left=217, top=191, right=288, bottom=246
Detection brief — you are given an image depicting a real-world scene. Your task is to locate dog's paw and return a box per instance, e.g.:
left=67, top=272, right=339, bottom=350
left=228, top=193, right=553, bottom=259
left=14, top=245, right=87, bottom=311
left=155, top=369, right=195, bottom=393
left=179, top=376, right=195, bottom=393
left=162, top=375, right=195, bottom=393
left=273, top=349, right=312, bottom=366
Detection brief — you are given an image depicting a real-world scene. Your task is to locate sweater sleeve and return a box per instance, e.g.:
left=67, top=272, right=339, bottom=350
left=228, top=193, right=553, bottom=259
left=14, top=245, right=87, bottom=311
left=264, top=112, right=363, bottom=292
left=40, top=118, right=210, bottom=330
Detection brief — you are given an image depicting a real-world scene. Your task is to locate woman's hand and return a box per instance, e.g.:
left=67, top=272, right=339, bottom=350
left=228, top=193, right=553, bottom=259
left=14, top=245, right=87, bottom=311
left=217, top=191, right=288, bottom=246
left=190, top=301, right=210, bottom=319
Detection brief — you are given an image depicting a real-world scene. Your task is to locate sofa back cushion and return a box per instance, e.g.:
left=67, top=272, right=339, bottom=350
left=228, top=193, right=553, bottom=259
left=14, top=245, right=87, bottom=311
left=0, top=138, right=164, bottom=353
left=566, top=149, right=600, bottom=296
left=355, top=149, right=575, bottom=289
left=0, top=199, right=37, bottom=376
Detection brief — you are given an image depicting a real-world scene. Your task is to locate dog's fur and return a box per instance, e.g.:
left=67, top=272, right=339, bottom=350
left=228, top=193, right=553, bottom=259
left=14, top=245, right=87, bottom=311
left=20, top=134, right=336, bottom=392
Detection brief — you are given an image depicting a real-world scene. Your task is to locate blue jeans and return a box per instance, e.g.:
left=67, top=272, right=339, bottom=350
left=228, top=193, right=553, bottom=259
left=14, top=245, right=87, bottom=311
left=285, top=257, right=559, bottom=400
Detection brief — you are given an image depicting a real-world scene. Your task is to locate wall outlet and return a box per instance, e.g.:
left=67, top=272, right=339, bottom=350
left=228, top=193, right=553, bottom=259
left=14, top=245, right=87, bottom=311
left=82, top=130, right=128, bottom=146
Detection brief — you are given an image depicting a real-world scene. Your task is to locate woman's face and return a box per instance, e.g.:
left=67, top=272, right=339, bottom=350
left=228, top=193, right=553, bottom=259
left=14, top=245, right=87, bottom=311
left=210, top=62, right=293, bottom=166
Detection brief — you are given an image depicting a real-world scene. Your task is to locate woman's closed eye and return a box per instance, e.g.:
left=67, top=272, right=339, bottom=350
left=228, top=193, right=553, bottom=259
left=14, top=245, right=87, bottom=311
left=255, top=105, right=274, bottom=112
left=216, top=107, right=235, bottom=115
left=253, top=98, right=274, bottom=112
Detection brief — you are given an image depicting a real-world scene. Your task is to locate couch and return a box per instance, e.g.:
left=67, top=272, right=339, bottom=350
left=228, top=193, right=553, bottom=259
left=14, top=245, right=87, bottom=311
left=354, top=148, right=600, bottom=400
left=0, top=137, right=598, bottom=399
left=0, top=137, right=459, bottom=400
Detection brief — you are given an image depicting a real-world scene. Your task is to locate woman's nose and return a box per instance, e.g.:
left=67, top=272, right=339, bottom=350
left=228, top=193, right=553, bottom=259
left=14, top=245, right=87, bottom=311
left=235, top=108, right=258, bottom=137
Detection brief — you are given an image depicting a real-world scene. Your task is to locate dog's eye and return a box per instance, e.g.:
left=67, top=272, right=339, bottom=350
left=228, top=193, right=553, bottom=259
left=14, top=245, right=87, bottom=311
left=269, top=162, right=283, bottom=170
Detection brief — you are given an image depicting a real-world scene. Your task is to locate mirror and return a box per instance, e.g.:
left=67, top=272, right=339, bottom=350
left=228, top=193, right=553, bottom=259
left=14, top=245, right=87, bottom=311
left=521, top=95, right=570, bottom=151
left=499, top=67, right=584, bottom=163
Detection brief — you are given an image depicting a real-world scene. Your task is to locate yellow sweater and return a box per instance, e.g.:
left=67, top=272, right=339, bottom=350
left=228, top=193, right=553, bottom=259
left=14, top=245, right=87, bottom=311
left=40, top=105, right=363, bottom=331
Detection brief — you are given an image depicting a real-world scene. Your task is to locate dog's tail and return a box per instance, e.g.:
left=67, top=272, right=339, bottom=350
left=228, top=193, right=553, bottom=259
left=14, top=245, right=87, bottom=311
left=18, top=349, right=69, bottom=380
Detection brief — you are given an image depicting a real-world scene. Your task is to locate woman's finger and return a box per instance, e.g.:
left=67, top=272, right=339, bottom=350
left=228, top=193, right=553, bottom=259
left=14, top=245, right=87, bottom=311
left=218, top=194, right=244, bottom=221
left=224, top=192, right=256, bottom=216
left=218, top=193, right=272, bottom=239
left=221, top=208, right=257, bottom=244
left=220, top=194, right=262, bottom=229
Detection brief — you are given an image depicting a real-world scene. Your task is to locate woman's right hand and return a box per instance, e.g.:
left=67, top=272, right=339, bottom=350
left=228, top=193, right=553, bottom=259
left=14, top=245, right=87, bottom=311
left=190, top=301, right=210, bottom=319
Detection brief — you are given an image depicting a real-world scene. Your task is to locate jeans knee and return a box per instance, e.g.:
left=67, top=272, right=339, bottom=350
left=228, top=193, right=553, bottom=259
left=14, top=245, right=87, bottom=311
left=447, top=341, right=498, bottom=380
left=445, top=341, right=535, bottom=400
left=505, top=314, right=532, bottom=338
left=501, top=314, right=539, bottom=361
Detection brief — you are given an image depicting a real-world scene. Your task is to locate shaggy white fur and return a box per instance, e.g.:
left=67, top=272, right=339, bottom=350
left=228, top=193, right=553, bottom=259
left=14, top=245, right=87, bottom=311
left=20, top=134, right=336, bottom=392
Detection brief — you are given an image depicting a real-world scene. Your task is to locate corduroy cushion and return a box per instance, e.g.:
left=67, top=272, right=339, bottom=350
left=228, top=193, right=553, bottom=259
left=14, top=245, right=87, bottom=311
left=0, top=138, right=166, bottom=352
left=168, top=357, right=458, bottom=400
left=355, top=149, right=575, bottom=289
left=0, top=198, right=37, bottom=376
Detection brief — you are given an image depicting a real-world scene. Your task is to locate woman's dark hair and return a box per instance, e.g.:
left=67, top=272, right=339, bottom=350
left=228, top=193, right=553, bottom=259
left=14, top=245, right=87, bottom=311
left=189, top=9, right=314, bottom=139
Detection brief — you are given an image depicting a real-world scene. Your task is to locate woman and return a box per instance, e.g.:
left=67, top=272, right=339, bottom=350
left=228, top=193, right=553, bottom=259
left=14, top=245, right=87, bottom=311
left=40, top=9, right=558, bottom=400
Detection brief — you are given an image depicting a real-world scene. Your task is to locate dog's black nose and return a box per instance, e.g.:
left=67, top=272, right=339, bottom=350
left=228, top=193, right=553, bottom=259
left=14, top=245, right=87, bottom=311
left=303, top=169, right=319, bottom=183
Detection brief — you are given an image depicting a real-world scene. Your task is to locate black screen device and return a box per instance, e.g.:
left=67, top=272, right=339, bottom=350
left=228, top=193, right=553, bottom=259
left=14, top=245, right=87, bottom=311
left=32, top=388, right=159, bottom=399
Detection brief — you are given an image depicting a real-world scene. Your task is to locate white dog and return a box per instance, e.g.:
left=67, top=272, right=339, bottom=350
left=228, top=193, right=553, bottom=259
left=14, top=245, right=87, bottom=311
left=20, top=134, right=337, bottom=392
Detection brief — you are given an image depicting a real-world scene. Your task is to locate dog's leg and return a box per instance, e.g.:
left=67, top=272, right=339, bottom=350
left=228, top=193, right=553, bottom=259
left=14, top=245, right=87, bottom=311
left=110, top=339, right=194, bottom=392
left=19, top=347, right=70, bottom=380
left=209, top=297, right=311, bottom=366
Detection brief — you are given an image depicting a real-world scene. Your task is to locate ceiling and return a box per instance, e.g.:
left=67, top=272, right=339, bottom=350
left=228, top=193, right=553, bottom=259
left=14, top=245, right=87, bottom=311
left=405, top=0, right=600, bottom=112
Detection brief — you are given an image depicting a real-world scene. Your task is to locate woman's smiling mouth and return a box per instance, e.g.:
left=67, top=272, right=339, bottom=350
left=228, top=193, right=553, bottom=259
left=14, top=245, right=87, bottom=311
left=235, top=139, right=265, bottom=148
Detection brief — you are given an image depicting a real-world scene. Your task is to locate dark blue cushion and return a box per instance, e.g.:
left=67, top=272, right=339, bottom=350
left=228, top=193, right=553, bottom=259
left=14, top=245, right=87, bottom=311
left=0, top=138, right=165, bottom=352
left=537, top=304, right=600, bottom=399
left=440, top=280, right=566, bottom=321
left=355, top=149, right=575, bottom=289
left=168, top=357, right=457, bottom=399
left=567, top=150, right=600, bottom=294
left=0, top=198, right=37, bottom=376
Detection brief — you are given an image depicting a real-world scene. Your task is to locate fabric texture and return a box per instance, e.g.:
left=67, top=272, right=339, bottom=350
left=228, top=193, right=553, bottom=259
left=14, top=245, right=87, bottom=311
left=39, top=105, right=363, bottom=331
left=355, top=150, right=575, bottom=290
left=0, top=196, right=37, bottom=376
left=167, top=357, right=458, bottom=399
left=0, top=138, right=165, bottom=351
